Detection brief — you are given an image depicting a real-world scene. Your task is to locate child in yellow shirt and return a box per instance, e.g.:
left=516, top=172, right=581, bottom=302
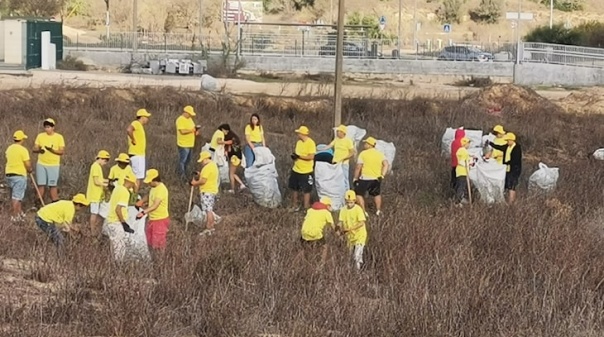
left=337, top=190, right=367, bottom=270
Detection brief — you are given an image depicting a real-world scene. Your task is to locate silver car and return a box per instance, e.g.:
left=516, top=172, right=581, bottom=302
left=437, top=46, right=494, bottom=62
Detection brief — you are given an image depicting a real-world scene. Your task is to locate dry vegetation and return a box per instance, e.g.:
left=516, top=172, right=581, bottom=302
left=2, top=85, right=604, bottom=336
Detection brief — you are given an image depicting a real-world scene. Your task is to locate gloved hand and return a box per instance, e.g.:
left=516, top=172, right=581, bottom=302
left=290, top=153, right=299, bottom=160
left=121, top=222, right=135, bottom=234
left=134, top=200, right=144, bottom=211
left=44, top=146, right=53, bottom=152
left=135, top=211, right=145, bottom=220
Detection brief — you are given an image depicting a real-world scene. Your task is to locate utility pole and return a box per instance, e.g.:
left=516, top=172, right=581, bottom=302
left=333, top=0, right=345, bottom=127
left=397, top=0, right=402, bottom=58
left=549, top=0, right=553, bottom=28
left=200, top=0, right=204, bottom=54
left=105, top=0, right=110, bottom=41
left=412, top=0, right=417, bottom=60
left=132, top=0, right=138, bottom=53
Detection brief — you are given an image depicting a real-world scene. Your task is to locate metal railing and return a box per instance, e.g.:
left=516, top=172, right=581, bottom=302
left=522, top=42, right=604, bottom=68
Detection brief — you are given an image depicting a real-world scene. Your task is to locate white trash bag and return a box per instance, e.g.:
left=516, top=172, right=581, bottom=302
left=200, top=74, right=219, bottom=92
left=529, top=162, right=560, bottom=193
left=441, top=127, right=483, bottom=156
left=253, top=147, right=275, bottom=167
left=593, top=149, right=604, bottom=161
left=375, top=140, right=396, bottom=174
left=315, top=162, right=346, bottom=210
left=468, top=159, right=506, bottom=204
left=123, top=206, right=150, bottom=261
left=244, top=148, right=282, bottom=208
left=184, top=204, right=222, bottom=227
left=202, top=142, right=230, bottom=185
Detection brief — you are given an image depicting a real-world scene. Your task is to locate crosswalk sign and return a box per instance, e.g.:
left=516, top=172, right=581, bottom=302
left=379, top=16, right=386, bottom=25
left=443, top=24, right=451, bottom=33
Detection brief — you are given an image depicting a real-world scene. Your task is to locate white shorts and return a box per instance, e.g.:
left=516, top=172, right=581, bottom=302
left=130, top=155, right=146, bottom=179
left=90, top=202, right=101, bottom=215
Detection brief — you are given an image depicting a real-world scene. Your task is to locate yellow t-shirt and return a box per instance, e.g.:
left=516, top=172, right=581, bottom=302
left=34, top=132, right=65, bottom=166
left=176, top=115, right=196, bottom=148
left=293, top=138, right=316, bottom=174
left=357, top=148, right=386, bottom=180
left=108, top=164, right=136, bottom=185
left=199, top=161, right=219, bottom=194
left=37, top=200, right=75, bottom=228
left=149, top=183, right=169, bottom=220
left=106, top=184, right=130, bottom=223
left=338, top=204, right=367, bottom=247
left=301, top=208, right=334, bottom=241
left=210, top=130, right=225, bottom=150
left=5, top=144, right=30, bottom=175
left=128, top=120, right=146, bottom=156
left=491, top=137, right=507, bottom=165
left=86, top=162, right=105, bottom=203
left=456, top=147, right=470, bottom=177
left=245, top=125, right=264, bottom=143
left=330, top=137, right=355, bottom=164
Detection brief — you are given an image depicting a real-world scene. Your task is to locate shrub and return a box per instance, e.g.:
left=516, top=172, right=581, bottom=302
left=436, top=0, right=465, bottom=24
left=469, top=0, right=501, bottom=24
left=525, top=21, right=604, bottom=48
left=57, top=56, right=88, bottom=71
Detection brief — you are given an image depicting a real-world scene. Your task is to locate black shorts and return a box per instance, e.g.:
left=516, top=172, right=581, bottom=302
left=354, top=179, right=381, bottom=197
left=505, top=173, right=519, bottom=190
left=289, top=171, right=314, bottom=193
left=300, top=237, right=325, bottom=247
left=228, top=150, right=242, bottom=160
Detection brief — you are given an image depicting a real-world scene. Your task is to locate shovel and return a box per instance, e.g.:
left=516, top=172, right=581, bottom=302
left=184, top=185, right=194, bottom=232
left=30, top=173, right=45, bottom=207
left=465, top=160, right=473, bottom=206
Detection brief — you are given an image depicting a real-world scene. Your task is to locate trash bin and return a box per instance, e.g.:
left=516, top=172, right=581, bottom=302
left=371, top=42, right=379, bottom=58
left=392, top=49, right=399, bottom=58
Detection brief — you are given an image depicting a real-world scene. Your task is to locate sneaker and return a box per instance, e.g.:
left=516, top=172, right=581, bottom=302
left=240, top=184, right=247, bottom=191
left=18, top=212, right=27, bottom=220
left=215, top=215, right=223, bottom=225
left=227, top=189, right=235, bottom=194
left=289, top=206, right=302, bottom=213
left=376, top=210, right=382, bottom=216
left=364, top=211, right=369, bottom=217
left=199, top=228, right=215, bottom=236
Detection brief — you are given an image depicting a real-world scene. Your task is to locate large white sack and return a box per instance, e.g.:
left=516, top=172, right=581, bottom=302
left=253, top=147, right=275, bottom=167
left=441, top=127, right=483, bottom=156
left=244, top=148, right=282, bottom=208
left=593, top=149, right=604, bottom=160
left=529, top=162, right=560, bottom=193
left=184, top=204, right=222, bottom=226
left=468, top=159, right=506, bottom=204
left=123, top=206, right=150, bottom=261
left=375, top=140, right=396, bottom=174
left=315, top=162, right=346, bottom=210
left=200, top=74, right=219, bottom=92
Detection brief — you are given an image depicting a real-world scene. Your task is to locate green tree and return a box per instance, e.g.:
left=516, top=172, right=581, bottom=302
left=436, top=0, right=465, bottom=24
left=524, top=24, right=582, bottom=45
left=6, top=0, right=63, bottom=17
left=536, top=0, right=584, bottom=12
left=469, top=0, right=501, bottom=24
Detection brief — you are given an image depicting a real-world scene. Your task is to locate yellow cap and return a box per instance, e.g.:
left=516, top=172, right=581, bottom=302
left=143, top=169, right=159, bottom=184
left=503, top=132, right=516, bottom=141
left=295, top=126, right=310, bottom=135
left=493, top=125, right=506, bottom=134
left=72, top=193, right=90, bottom=206
left=96, top=150, right=110, bottom=160
left=136, top=108, right=151, bottom=117
left=363, top=137, right=377, bottom=147
left=123, top=172, right=137, bottom=183
left=345, top=190, right=356, bottom=201
left=183, top=105, right=196, bottom=116
left=320, top=197, right=332, bottom=206
left=335, top=125, right=347, bottom=134
left=231, top=156, right=241, bottom=167
left=44, top=118, right=56, bottom=126
left=115, top=153, right=130, bottom=163
left=13, top=130, right=28, bottom=141
left=198, top=151, right=212, bottom=162
left=460, top=137, right=471, bottom=145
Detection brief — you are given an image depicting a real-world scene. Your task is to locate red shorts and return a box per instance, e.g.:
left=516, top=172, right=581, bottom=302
left=145, top=218, right=170, bottom=249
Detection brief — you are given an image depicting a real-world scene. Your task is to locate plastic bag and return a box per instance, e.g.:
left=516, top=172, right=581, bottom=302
left=184, top=204, right=222, bottom=226
left=529, top=162, right=560, bottom=193
left=441, top=127, right=483, bottom=155
left=468, top=159, right=506, bottom=204
left=593, top=149, right=604, bottom=160
left=244, top=148, right=282, bottom=208
left=315, top=162, right=346, bottom=210
left=201, top=74, right=219, bottom=92
left=252, top=147, right=275, bottom=167
left=123, top=206, right=151, bottom=261
left=375, top=140, right=396, bottom=174
left=202, top=142, right=230, bottom=185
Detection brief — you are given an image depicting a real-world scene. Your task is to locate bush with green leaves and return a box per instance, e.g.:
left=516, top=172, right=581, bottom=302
left=436, top=0, right=465, bottom=24
left=525, top=21, right=604, bottom=48
left=469, top=0, right=501, bottom=24
left=533, top=0, right=584, bottom=12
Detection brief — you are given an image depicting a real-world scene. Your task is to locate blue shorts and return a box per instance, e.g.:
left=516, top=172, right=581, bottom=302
left=6, top=175, right=27, bottom=201
left=36, top=164, right=60, bottom=187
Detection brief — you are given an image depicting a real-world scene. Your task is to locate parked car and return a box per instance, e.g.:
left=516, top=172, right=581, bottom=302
left=437, top=46, right=494, bottom=62
left=319, top=41, right=382, bottom=58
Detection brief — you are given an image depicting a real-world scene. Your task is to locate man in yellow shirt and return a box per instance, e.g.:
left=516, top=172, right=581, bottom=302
left=325, top=125, right=356, bottom=191
left=176, top=105, right=200, bottom=178
left=35, top=193, right=89, bottom=249
left=6, top=130, right=33, bottom=222
left=455, top=137, right=472, bottom=205
left=136, top=169, right=170, bottom=259
left=86, top=150, right=110, bottom=237
left=126, top=108, right=151, bottom=186
left=104, top=172, right=137, bottom=262
left=33, top=118, right=65, bottom=204
left=289, top=126, right=316, bottom=212
left=337, top=190, right=367, bottom=270
left=353, top=137, right=389, bottom=216
left=298, top=197, right=334, bottom=266
left=485, top=124, right=507, bottom=165
left=243, top=113, right=266, bottom=168
left=191, top=151, right=220, bottom=236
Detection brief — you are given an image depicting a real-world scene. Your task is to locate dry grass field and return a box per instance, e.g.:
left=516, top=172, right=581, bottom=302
left=1, top=84, right=604, bottom=336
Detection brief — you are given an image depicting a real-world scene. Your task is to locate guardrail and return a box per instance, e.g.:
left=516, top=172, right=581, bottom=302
left=522, top=42, right=604, bottom=68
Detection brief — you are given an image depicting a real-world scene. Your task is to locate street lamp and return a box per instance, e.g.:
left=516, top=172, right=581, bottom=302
left=333, top=0, right=345, bottom=127
left=549, top=0, right=553, bottom=28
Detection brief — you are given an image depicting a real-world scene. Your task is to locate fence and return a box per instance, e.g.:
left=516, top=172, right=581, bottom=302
left=522, top=42, right=604, bottom=68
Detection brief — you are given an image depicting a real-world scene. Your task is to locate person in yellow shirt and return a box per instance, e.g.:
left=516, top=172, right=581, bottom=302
left=104, top=172, right=137, bottom=262
left=455, top=137, right=473, bottom=205
left=243, top=113, right=267, bottom=168
left=176, top=105, right=200, bottom=178
left=353, top=137, right=389, bottom=216
left=136, top=169, right=170, bottom=260
left=126, top=108, right=151, bottom=186
left=86, top=150, right=110, bottom=237
left=5, top=130, right=33, bottom=223
left=35, top=193, right=89, bottom=249
left=337, top=190, right=367, bottom=270
left=108, top=153, right=138, bottom=196
left=298, top=197, right=334, bottom=266
left=32, top=118, right=65, bottom=204
left=325, top=125, right=356, bottom=191
left=289, top=126, right=316, bottom=212
left=485, top=124, right=507, bottom=165
left=191, top=151, right=220, bottom=236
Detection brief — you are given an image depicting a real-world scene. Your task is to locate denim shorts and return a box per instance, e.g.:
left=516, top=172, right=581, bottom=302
left=36, top=164, right=60, bottom=187
left=6, top=175, right=27, bottom=201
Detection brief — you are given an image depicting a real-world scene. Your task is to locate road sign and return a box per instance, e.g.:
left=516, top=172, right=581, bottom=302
left=511, top=21, right=517, bottom=29
left=443, top=24, right=451, bottom=33
left=379, top=15, right=386, bottom=31
left=505, top=12, right=534, bottom=20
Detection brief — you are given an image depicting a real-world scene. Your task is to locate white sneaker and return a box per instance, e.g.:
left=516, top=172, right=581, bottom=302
left=376, top=210, right=382, bottom=216
left=227, top=189, right=235, bottom=194
left=240, top=184, right=247, bottom=191
left=199, top=228, right=215, bottom=236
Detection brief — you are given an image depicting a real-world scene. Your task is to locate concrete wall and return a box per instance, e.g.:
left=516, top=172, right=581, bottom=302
left=0, top=21, right=5, bottom=62
left=4, top=19, right=25, bottom=65
left=514, top=63, right=604, bottom=86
